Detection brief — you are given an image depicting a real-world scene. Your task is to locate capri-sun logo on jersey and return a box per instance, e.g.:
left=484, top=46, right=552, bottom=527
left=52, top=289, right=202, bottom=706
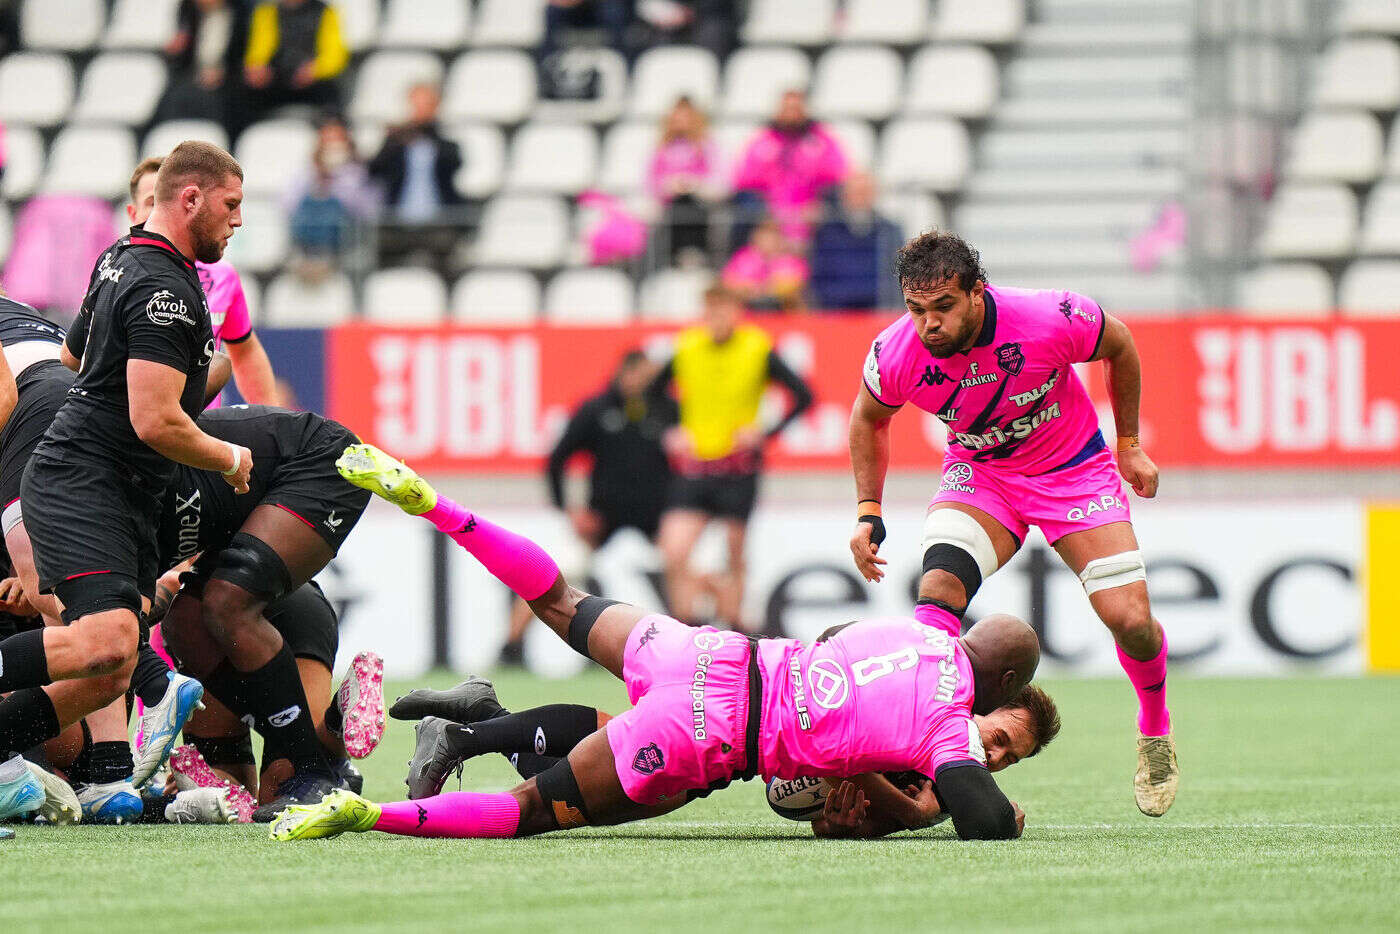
left=954, top=402, right=1063, bottom=450
left=146, top=290, right=198, bottom=327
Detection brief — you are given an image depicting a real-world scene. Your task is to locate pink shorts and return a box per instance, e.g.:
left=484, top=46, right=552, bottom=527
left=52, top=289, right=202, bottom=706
left=606, top=615, right=752, bottom=806
left=931, top=447, right=1131, bottom=545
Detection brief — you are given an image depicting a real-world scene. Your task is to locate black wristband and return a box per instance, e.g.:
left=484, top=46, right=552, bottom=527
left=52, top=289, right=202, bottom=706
left=859, top=515, right=886, bottom=546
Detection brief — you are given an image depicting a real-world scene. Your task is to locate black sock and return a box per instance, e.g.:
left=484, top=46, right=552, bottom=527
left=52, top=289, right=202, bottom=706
left=131, top=642, right=172, bottom=707
left=323, top=696, right=344, bottom=737
left=200, top=662, right=252, bottom=718
left=139, top=791, right=179, bottom=823
left=68, top=720, right=94, bottom=784
left=0, top=628, right=51, bottom=692
left=86, top=741, right=134, bottom=786
left=446, top=704, right=599, bottom=761
left=509, top=752, right=560, bottom=779
left=0, top=689, right=61, bottom=758
left=239, top=645, right=329, bottom=774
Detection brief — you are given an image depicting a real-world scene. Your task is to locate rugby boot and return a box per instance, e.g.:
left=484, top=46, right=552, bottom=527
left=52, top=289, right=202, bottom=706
left=168, top=745, right=256, bottom=823
left=1134, top=733, right=1179, bottom=817
left=250, top=769, right=340, bottom=824
left=133, top=672, right=205, bottom=786
left=335, top=651, right=386, bottom=759
left=271, top=788, right=380, bottom=842
left=333, top=758, right=364, bottom=795
left=25, top=760, right=81, bottom=825
left=0, top=754, right=44, bottom=822
left=405, top=716, right=463, bottom=800
left=336, top=443, right=437, bottom=515
left=165, top=787, right=238, bottom=825
left=77, top=780, right=143, bottom=824
left=389, top=676, right=503, bottom=724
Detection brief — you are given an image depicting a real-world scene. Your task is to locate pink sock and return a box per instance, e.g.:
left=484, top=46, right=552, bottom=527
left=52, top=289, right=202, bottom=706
left=1116, top=631, right=1171, bottom=736
left=148, top=623, right=174, bottom=668
left=914, top=602, right=961, bottom=637
left=422, top=496, right=560, bottom=601
left=374, top=792, right=520, bottom=838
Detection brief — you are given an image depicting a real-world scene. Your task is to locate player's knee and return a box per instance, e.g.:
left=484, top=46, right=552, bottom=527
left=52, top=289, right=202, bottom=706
left=1103, top=590, right=1153, bottom=642
left=920, top=509, right=1000, bottom=610
left=79, top=613, right=139, bottom=674
left=917, top=569, right=968, bottom=607
left=200, top=578, right=261, bottom=637
left=90, top=668, right=132, bottom=701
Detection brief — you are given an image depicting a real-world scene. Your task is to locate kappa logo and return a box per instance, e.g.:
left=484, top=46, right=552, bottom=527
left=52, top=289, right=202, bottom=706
left=268, top=705, right=302, bottom=728
left=995, top=342, right=1025, bottom=376
left=638, top=620, right=660, bottom=648
left=918, top=365, right=950, bottom=387
left=324, top=510, right=343, bottom=531
left=416, top=804, right=429, bottom=828
left=461, top=516, right=477, bottom=533
left=534, top=726, right=547, bottom=755
left=632, top=743, right=665, bottom=775
left=1058, top=296, right=1097, bottom=324
left=1058, top=298, right=1073, bottom=319
left=807, top=659, right=850, bottom=710
left=145, top=289, right=197, bottom=327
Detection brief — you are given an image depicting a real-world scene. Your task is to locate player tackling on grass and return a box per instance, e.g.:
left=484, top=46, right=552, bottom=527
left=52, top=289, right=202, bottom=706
left=271, top=444, right=1057, bottom=843
left=848, top=231, right=1177, bottom=816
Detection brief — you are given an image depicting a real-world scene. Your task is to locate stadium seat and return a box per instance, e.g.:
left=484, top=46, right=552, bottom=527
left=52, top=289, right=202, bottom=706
left=20, top=0, right=104, bottom=51
left=979, top=128, right=1185, bottom=171
left=713, top=120, right=761, bottom=173
left=505, top=123, right=598, bottom=194
left=104, top=0, right=179, bottom=49
left=1235, top=263, right=1335, bottom=315
left=0, top=125, right=46, bottom=200
left=533, top=47, right=628, bottom=124
left=1285, top=110, right=1383, bottom=184
left=442, top=124, right=507, bottom=198
left=350, top=52, right=446, bottom=126
left=809, top=46, right=903, bottom=121
left=0, top=53, right=74, bottom=126
left=826, top=120, right=876, bottom=172
left=1360, top=182, right=1400, bottom=254
left=42, top=126, right=136, bottom=198
left=73, top=53, right=167, bottom=126
left=234, top=119, right=317, bottom=198
left=1314, top=38, right=1400, bottom=110
left=878, top=119, right=972, bottom=193
left=264, top=271, right=355, bottom=326
left=839, top=0, right=928, bottom=43
left=955, top=199, right=1160, bottom=239
left=1257, top=184, right=1359, bottom=259
left=966, top=166, right=1184, bottom=199
left=143, top=120, right=230, bottom=158
left=905, top=45, right=1000, bottom=118
left=472, top=195, right=570, bottom=268
left=721, top=46, right=811, bottom=119
left=381, top=0, right=470, bottom=49
left=598, top=122, right=659, bottom=194
left=742, top=0, right=835, bottom=45
left=239, top=274, right=262, bottom=326
left=1339, top=0, right=1400, bottom=35
left=441, top=50, right=537, bottom=124
left=1338, top=260, right=1400, bottom=312
left=220, top=199, right=290, bottom=275
left=628, top=46, right=720, bottom=119
left=0, top=203, right=11, bottom=267
left=544, top=268, right=636, bottom=324
left=363, top=268, right=449, bottom=324
left=472, top=0, right=547, bottom=47
left=451, top=269, right=541, bottom=324
left=931, top=0, right=1025, bottom=43
left=637, top=267, right=711, bottom=320
left=337, top=0, right=382, bottom=51
left=878, top=190, right=945, bottom=237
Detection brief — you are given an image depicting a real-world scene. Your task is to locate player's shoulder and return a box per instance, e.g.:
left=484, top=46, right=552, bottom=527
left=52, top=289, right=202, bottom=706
left=987, top=283, right=1101, bottom=327
left=867, top=313, right=919, bottom=367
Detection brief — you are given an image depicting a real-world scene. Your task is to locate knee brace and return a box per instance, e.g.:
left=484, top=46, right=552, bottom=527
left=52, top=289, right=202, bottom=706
left=920, top=509, right=1000, bottom=602
left=534, top=757, right=590, bottom=829
left=1078, top=550, right=1146, bottom=596
left=208, top=532, right=293, bottom=603
left=567, top=596, right=621, bottom=660
left=187, top=732, right=256, bottom=768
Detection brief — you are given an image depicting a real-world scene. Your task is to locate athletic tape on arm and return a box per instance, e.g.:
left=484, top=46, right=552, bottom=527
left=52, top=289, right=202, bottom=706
left=1077, top=550, right=1147, bottom=595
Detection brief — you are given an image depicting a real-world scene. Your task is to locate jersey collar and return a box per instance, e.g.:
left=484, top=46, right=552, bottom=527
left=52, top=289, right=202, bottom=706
left=971, top=287, right=998, bottom=348
left=127, top=226, right=196, bottom=271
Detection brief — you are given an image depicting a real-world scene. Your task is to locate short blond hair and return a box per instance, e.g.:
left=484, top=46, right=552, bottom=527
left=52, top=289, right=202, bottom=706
left=154, top=141, right=243, bottom=203
left=128, top=156, right=164, bottom=203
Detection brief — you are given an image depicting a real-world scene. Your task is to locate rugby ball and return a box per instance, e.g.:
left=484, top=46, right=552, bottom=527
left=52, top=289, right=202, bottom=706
left=765, top=776, right=832, bottom=821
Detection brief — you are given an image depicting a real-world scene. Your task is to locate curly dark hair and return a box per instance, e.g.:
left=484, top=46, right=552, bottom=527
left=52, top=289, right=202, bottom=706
left=894, top=230, right=987, bottom=292
left=1003, top=683, right=1062, bottom=758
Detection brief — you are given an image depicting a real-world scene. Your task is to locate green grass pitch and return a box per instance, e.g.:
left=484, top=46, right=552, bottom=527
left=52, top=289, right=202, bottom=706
left=6, top=671, right=1397, bottom=933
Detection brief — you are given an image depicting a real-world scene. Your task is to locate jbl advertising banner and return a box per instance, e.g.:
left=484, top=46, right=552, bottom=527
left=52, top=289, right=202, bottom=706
left=323, top=316, right=1400, bottom=472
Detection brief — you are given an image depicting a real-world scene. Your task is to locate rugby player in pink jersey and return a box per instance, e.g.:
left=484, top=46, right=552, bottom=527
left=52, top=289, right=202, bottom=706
left=270, top=443, right=1056, bottom=843
left=847, top=231, right=1178, bottom=816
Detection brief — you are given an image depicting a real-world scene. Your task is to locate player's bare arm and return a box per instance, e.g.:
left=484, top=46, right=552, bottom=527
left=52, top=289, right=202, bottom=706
left=204, top=351, right=232, bottom=405
left=849, top=385, right=901, bottom=582
left=127, top=358, right=252, bottom=492
left=225, top=332, right=279, bottom=405
left=0, top=346, right=17, bottom=435
left=1090, top=314, right=1158, bottom=499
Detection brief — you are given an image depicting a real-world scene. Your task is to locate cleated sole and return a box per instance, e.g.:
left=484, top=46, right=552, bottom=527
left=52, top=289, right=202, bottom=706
left=169, top=746, right=256, bottom=823
left=340, top=652, right=386, bottom=760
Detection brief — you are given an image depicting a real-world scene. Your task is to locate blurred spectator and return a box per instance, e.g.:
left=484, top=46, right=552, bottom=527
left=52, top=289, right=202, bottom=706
left=540, top=0, right=630, bottom=67
left=0, top=0, right=17, bottom=58
left=722, top=218, right=809, bottom=311
left=578, top=190, right=648, bottom=265
left=2, top=196, right=117, bottom=318
left=154, top=0, right=249, bottom=132
left=284, top=115, right=379, bottom=264
left=731, top=89, right=847, bottom=249
left=633, top=0, right=737, bottom=59
left=648, top=96, right=722, bottom=265
left=809, top=172, right=903, bottom=311
left=240, top=0, right=348, bottom=131
left=368, top=84, right=466, bottom=271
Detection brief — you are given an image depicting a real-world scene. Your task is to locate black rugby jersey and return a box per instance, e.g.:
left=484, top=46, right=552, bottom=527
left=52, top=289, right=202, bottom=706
left=0, top=297, right=65, bottom=347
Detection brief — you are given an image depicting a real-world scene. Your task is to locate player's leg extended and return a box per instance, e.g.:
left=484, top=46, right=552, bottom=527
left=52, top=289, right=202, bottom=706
left=1054, top=520, right=1177, bottom=816
left=916, top=503, right=1020, bottom=637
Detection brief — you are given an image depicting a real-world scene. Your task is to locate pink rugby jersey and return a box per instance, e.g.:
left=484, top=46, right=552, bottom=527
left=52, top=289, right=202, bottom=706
left=756, top=617, right=986, bottom=782
left=863, top=284, right=1107, bottom=475
left=195, top=260, right=252, bottom=406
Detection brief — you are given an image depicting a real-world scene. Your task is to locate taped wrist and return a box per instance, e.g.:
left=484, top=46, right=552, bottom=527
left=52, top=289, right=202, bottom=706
left=535, top=757, right=590, bottom=829
left=859, top=515, right=886, bottom=546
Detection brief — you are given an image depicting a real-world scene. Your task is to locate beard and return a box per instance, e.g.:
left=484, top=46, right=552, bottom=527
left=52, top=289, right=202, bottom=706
left=190, top=207, right=226, bottom=263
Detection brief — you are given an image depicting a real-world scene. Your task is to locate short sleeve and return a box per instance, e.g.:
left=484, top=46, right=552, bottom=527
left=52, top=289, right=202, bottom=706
left=1059, top=291, right=1107, bottom=364
left=124, top=279, right=204, bottom=371
left=923, top=714, right=988, bottom=778
left=862, top=337, right=904, bottom=407
left=65, top=304, right=93, bottom=361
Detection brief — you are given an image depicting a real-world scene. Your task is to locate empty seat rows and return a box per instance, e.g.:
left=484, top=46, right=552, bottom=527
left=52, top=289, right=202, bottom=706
left=1236, top=261, right=1400, bottom=313
left=1259, top=181, right=1400, bottom=260
left=744, top=0, right=1025, bottom=45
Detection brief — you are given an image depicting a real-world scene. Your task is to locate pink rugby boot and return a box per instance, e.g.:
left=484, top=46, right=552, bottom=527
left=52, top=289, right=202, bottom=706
left=168, top=745, right=256, bottom=823
left=336, top=651, right=386, bottom=760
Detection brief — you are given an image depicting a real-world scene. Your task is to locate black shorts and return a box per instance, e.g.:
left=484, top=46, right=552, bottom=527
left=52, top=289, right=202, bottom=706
left=0, top=610, right=41, bottom=641
left=265, top=580, right=338, bottom=670
left=23, top=455, right=162, bottom=620
left=0, top=361, right=72, bottom=509
left=262, top=421, right=370, bottom=554
left=667, top=472, right=759, bottom=521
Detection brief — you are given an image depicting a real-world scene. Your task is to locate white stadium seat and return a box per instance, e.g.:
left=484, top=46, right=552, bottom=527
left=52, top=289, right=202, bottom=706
left=840, top=0, right=928, bottom=43
left=104, top=0, right=179, bottom=49
left=337, top=0, right=382, bottom=51
left=932, top=0, right=1025, bottom=43
left=451, top=269, right=541, bottom=324
left=1258, top=184, right=1359, bottom=259
left=905, top=45, right=1000, bottom=118
left=1235, top=263, right=1335, bottom=315
left=1314, top=38, right=1400, bottom=110
left=637, top=267, right=711, bottom=320
left=443, top=124, right=507, bottom=198
left=21, top=0, right=104, bottom=51
left=42, top=125, right=135, bottom=198
left=878, top=118, right=972, bottom=193
left=743, top=0, right=835, bottom=45
left=826, top=119, right=876, bottom=172
left=1, top=125, right=46, bottom=200
left=143, top=120, right=230, bottom=159
left=505, top=123, right=598, bottom=194
left=235, top=119, right=317, bottom=198
left=721, top=46, right=811, bottom=119
left=544, top=268, right=636, bottom=324
left=73, top=53, right=167, bottom=125
left=1340, top=0, right=1400, bottom=35
left=1360, top=182, right=1400, bottom=254
left=1285, top=110, right=1383, bottom=184
left=350, top=52, right=445, bottom=126
left=472, top=195, right=570, bottom=268
left=628, top=46, right=720, bottom=119
left=442, top=50, right=537, bottom=124
left=598, top=122, right=659, bottom=194
left=0, top=53, right=74, bottom=126
left=239, top=275, right=262, bottom=326
left=809, top=46, right=903, bottom=121
left=221, top=199, right=290, bottom=275
left=713, top=120, right=761, bottom=178
left=264, top=271, right=355, bottom=326
left=363, top=268, right=449, bottom=324
left=1339, top=260, right=1400, bottom=313
left=878, top=190, right=945, bottom=237
left=472, top=0, right=547, bottom=47
left=380, top=0, right=471, bottom=50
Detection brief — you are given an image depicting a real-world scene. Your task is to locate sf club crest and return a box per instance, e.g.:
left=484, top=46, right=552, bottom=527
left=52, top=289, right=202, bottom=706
left=995, top=342, right=1025, bottom=376
left=632, top=743, right=665, bottom=774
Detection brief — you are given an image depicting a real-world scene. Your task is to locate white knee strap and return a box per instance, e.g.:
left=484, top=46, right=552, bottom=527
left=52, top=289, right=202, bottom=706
left=1, top=499, right=22, bottom=538
left=920, top=508, right=1000, bottom=582
left=1078, top=550, right=1146, bottom=596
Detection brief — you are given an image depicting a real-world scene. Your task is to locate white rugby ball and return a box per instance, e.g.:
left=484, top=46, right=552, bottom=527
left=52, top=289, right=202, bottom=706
left=765, top=776, right=832, bottom=821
